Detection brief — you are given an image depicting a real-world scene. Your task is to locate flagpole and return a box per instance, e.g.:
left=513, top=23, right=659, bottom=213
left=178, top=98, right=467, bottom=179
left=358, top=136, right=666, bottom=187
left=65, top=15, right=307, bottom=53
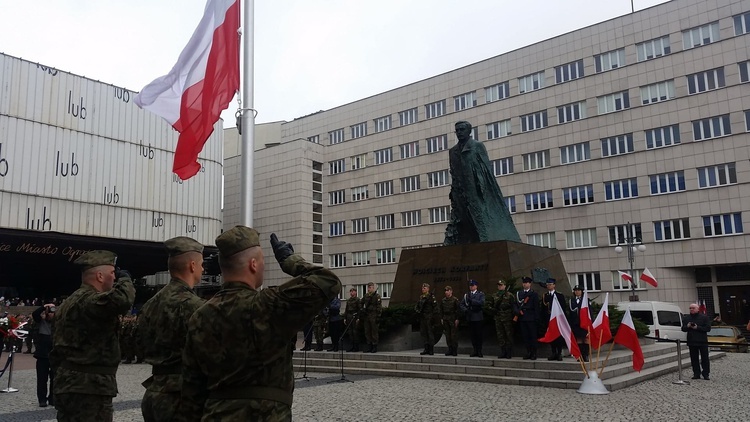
left=240, top=0, right=255, bottom=226
left=598, top=341, right=616, bottom=378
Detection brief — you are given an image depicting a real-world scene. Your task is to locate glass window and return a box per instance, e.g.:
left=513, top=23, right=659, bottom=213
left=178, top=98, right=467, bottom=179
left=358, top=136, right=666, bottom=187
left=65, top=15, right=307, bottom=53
left=400, top=141, right=420, bottom=159
left=703, top=213, right=743, bottom=236
left=492, top=158, right=514, bottom=176
left=527, top=232, right=556, bottom=248
left=427, top=135, right=448, bottom=153
left=686, top=68, right=725, bottom=94
left=654, top=219, right=690, bottom=242
left=329, top=128, right=345, bottom=145
left=562, top=184, right=594, bottom=206
left=520, top=110, right=548, bottom=132
left=454, top=92, right=476, bottom=111
left=425, top=100, right=446, bottom=119
left=350, top=122, right=367, bottom=139
left=595, top=48, right=625, bottom=72
left=604, top=178, right=639, bottom=201
left=525, top=191, right=554, bottom=211
left=518, top=71, right=545, bottom=93
left=485, top=81, right=510, bottom=103
left=640, top=80, right=675, bottom=104
left=636, top=35, right=671, bottom=61
left=560, top=142, right=590, bottom=164
left=374, top=148, right=392, bottom=165
left=692, top=115, right=731, bottom=141
left=649, top=171, right=686, bottom=195
left=557, top=101, right=586, bottom=123
left=597, top=91, right=630, bottom=114
left=601, top=134, right=634, bottom=157
left=565, top=228, right=597, bottom=249
left=645, top=125, right=680, bottom=149
left=683, top=22, right=720, bottom=49
left=555, top=60, right=584, bottom=83
left=374, top=116, right=392, bottom=133
left=399, top=108, right=418, bottom=126
left=487, top=120, right=512, bottom=139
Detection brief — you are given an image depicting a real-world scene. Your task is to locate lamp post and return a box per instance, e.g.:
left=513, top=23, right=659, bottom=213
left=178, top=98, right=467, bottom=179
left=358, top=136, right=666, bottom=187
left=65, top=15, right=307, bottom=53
left=614, top=223, right=646, bottom=301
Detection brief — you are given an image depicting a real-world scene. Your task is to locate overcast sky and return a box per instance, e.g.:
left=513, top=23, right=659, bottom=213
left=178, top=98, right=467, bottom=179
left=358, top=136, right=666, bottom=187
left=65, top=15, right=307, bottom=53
left=0, top=0, right=669, bottom=126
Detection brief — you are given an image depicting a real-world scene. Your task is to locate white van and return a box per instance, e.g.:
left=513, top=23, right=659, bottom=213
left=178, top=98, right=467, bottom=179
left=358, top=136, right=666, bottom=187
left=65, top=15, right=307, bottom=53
left=616, top=301, right=687, bottom=341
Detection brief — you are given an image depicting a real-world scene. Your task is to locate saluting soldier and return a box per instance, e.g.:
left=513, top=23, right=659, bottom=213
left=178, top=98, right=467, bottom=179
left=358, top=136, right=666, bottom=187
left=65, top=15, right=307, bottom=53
left=541, top=278, right=566, bottom=361
left=489, top=280, right=515, bottom=359
left=440, top=286, right=460, bottom=356
left=360, top=282, right=382, bottom=353
left=344, top=288, right=362, bottom=352
left=515, top=277, right=540, bottom=360
left=415, top=283, right=439, bottom=355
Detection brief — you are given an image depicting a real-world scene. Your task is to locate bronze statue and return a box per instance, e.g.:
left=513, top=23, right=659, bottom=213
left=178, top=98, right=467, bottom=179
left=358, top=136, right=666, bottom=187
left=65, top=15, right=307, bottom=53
left=444, top=121, right=521, bottom=245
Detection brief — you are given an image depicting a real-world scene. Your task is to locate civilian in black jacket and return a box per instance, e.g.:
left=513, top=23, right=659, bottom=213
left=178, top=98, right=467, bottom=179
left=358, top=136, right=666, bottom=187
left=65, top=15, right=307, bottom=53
left=681, top=303, right=712, bottom=380
left=32, top=304, right=55, bottom=407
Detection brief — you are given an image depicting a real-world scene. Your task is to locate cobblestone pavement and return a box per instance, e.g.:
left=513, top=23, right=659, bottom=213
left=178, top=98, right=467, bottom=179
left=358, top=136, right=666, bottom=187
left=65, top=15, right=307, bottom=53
left=1, top=352, right=749, bottom=421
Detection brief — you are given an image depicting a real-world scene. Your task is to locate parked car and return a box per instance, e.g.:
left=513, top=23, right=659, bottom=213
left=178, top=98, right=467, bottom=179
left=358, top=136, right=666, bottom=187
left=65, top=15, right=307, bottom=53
left=707, top=326, right=748, bottom=353
left=616, top=301, right=687, bottom=341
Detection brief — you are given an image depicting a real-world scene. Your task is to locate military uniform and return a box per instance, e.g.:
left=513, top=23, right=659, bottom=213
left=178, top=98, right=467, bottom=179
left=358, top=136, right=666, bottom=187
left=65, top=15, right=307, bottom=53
left=360, top=287, right=382, bottom=353
left=515, top=278, right=540, bottom=360
left=50, top=250, right=135, bottom=422
left=415, top=285, right=438, bottom=355
left=312, top=307, right=329, bottom=351
left=344, top=291, right=362, bottom=352
left=440, top=289, right=460, bottom=356
left=137, top=236, right=206, bottom=422
left=460, top=280, right=486, bottom=357
left=120, top=316, right=137, bottom=364
left=489, top=282, right=515, bottom=359
left=541, top=279, right=566, bottom=361
left=180, top=226, right=341, bottom=421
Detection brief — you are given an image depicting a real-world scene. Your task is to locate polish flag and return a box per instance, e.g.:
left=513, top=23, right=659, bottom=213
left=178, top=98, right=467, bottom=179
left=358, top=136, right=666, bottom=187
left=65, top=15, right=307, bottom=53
left=614, top=308, right=644, bottom=372
left=135, top=0, right=240, bottom=180
left=698, top=300, right=707, bottom=315
left=640, top=268, right=658, bottom=287
left=590, top=293, right=612, bottom=350
left=538, top=295, right=581, bottom=359
left=618, top=271, right=633, bottom=283
left=580, top=290, right=592, bottom=331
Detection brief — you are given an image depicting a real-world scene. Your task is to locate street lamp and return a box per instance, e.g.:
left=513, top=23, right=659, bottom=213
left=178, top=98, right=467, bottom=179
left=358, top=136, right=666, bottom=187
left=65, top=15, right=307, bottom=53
left=614, top=223, right=647, bottom=301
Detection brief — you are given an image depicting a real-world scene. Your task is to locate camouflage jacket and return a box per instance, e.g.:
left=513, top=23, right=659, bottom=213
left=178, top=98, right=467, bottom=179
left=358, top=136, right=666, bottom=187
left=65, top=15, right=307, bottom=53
left=180, top=254, right=341, bottom=421
left=415, top=293, right=438, bottom=319
left=50, top=278, right=135, bottom=396
left=440, top=296, right=460, bottom=321
left=489, top=291, right=515, bottom=321
left=360, top=292, right=382, bottom=318
left=344, top=295, right=361, bottom=320
left=137, top=277, right=204, bottom=393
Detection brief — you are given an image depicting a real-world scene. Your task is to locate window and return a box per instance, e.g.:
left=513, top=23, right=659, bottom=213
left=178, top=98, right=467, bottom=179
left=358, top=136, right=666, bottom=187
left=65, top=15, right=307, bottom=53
left=401, top=175, right=420, bottom=192
left=562, top=185, right=594, bottom=206
left=555, top=60, right=584, bottom=83
left=329, top=189, right=346, bottom=205
left=601, top=134, right=634, bottom=157
left=402, top=210, right=421, bottom=227
left=427, top=170, right=449, bottom=188
left=454, top=91, right=476, bottom=111
left=560, top=142, right=590, bottom=164
left=374, top=115, right=391, bottom=133
left=613, top=270, right=644, bottom=290
left=329, top=221, right=345, bottom=237
left=352, top=218, right=369, bottom=234
left=687, top=68, right=725, bottom=94
left=735, top=12, right=750, bottom=35
left=375, top=180, right=393, bottom=197
left=683, top=22, right=719, bottom=49
left=351, top=185, right=369, bottom=201
left=604, top=178, right=639, bottom=201
left=378, top=283, right=393, bottom=299
left=329, top=128, right=344, bottom=144
left=351, top=251, right=370, bottom=266
left=636, top=35, right=671, bottom=61
left=566, top=228, right=597, bottom=249
left=374, top=147, right=392, bottom=165
left=350, top=153, right=367, bottom=170
left=609, top=223, right=642, bottom=246
left=654, top=219, right=691, bottom=242
left=571, top=273, right=601, bottom=292
left=487, top=120, right=512, bottom=139
left=597, top=91, right=630, bottom=114
left=692, top=115, right=731, bottom=141
left=329, top=159, right=345, bottom=175
left=740, top=61, right=750, bottom=83
left=376, top=214, right=394, bottom=231
left=649, top=171, right=685, bottom=195
left=520, top=110, right=548, bottom=132
left=640, top=80, right=674, bottom=104
left=595, top=48, right=625, bottom=72
left=427, top=135, right=448, bottom=153
left=399, top=107, right=418, bottom=126
left=557, top=101, right=586, bottom=123
left=329, top=253, right=346, bottom=268
left=703, top=213, right=743, bottom=237
left=525, top=191, right=553, bottom=211
left=425, top=100, right=446, bottom=119
left=492, top=157, right=513, bottom=176
left=645, top=125, right=680, bottom=149
left=527, top=232, right=556, bottom=248
left=485, top=81, right=510, bottom=103
left=307, top=135, right=320, bottom=144
left=377, top=248, right=396, bottom=264
left=698, top=163, right=737, bottom=188
left=505, top=196, right=516, bottom=213
left=519, top=71, right=545, bottom=93
left=429, top=206, right=450, bottom=223
left=523, top=150, right=550, bottom=171
left=400, top=141, right=419, bottom=159
left=470, top=127, right=480, bottom=141
left=350, top=122, right=367, bottom=139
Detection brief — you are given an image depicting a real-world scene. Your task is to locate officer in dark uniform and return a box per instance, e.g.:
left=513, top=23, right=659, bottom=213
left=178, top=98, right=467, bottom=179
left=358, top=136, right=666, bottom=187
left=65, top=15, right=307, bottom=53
left=541, top=278, right=566, bottom=361
left=515, top=277, right=539, bottom=360
left=568, top=285, right=590, bottom=361
left=460, top=280, right=485, bottom=357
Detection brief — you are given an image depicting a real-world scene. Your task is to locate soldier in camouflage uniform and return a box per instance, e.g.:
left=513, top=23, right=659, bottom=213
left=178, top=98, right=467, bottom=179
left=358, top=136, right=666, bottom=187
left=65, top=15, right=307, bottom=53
left=312, top=306, right=329, bottom=351
left=180, top=226, right=341, bottom=421
left=489, top=280, right=515, bottom=359
left=440, top=286, right=460, bottom=356
left=136, top=236, right=206, bottom=422
left=344, top=288, right=361, bottom=352
left=49, top=250, right=135, bottom=422
left=360, top=282, right=382, bottom=353
left=120, top=315, right=137, bottom=364
left=415, top=283, right=439, bottom=355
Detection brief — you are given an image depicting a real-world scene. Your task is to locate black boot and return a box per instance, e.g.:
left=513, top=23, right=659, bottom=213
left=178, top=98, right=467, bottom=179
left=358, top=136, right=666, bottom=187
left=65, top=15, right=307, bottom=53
left=420, top=344, right=430, bottom=355
left=452, top=346, right=458, bottom=356
left=504, top=346, right=512, bottom=359
left=445, top=346, right=452, bottom=356
left=346, top=344, right=355, bottom=352
left=428, top=344, right=434, bottom=355
left=314, top=343, right=323, bottom=351
left=370, top=344, right=377, bottom=353
left=530, top=348, right=537, bottom=360
left=301, top=344, right=312, bottom=351
left=364, top=343, right=372, bottom=353
left=523, top=347, right=531, bottom=360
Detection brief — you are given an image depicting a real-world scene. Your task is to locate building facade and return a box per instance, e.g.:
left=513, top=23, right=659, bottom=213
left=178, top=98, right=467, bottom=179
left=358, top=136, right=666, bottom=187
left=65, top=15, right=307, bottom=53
left=224, top=0, right=750, bottom=321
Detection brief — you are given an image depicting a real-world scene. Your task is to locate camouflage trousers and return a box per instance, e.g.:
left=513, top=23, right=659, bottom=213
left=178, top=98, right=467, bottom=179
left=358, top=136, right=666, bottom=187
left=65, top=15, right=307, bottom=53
left=442, top=319, right=458, bottom=349
left=313, top=323, right=326, bottom=344
left=363, top=316, right=379, bottom=345
left=202, top=398, right=292, bottom=421
left=142, top=390, right=180, bottom=422
left=55, top=393, right=114, bottom=422
left=494, top=317, right=514, bottom=347
left=420, top=316, right=434, bottom=345
left=346, top=318, right=360, bottom=343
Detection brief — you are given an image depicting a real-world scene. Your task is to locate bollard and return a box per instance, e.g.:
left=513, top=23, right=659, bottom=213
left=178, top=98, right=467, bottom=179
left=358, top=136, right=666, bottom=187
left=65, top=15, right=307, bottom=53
left=0, top=347, right=19, bottom=393
left=672, top=339, right=689, bottom=385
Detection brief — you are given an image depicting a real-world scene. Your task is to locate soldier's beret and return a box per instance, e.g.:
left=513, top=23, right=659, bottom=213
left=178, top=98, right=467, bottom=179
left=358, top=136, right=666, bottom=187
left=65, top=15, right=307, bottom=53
left=469, top=280, right=478, bottom=286
left=164, top=236, right=204, bottom=257
left=367, top=282, right=375, bottom=287
left=497, top=280, right=506, bottom=285
left=522, top=277, right=533, bottom=283
left=546, top=278, right=557, bottom=285
left=573, top=285, right=583, bottom=291
left=215, top=225, right=260, bottom=258
left=74, top=250, right=117, bottom=271
left=421, top=283, right=431, bottom=289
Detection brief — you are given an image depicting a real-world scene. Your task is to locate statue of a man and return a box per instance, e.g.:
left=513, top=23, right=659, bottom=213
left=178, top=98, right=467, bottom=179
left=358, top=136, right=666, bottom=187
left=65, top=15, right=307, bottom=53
left=444, top=121, right=521, bottom=245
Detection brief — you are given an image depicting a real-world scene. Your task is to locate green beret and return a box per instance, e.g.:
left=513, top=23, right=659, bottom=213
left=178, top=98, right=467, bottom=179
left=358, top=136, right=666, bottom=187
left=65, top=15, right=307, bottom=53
left=74, top=250, right=117, bottom=271
left=215, top=225, right=260, bottom=258
left=164, top=236, right=204, bottom=257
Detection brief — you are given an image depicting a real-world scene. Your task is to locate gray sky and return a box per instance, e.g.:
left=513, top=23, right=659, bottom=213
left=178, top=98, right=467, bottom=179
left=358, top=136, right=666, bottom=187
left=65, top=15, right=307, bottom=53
left=0, top=0, right=669, bottom=126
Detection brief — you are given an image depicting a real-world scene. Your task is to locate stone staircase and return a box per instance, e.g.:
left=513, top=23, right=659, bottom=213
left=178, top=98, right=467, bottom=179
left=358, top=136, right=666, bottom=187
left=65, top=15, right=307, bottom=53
left=292, top=343, right=725, bottom=391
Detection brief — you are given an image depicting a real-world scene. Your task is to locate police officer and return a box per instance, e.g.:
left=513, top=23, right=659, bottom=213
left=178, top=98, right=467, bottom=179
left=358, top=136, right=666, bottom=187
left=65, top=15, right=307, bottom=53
left=415, top=283, right=438, bottom=355
left=490, top=280, right=515, bottom=359
left=542, top=278, right=566, bottom=361
left=440, top=286, right=460, bottom=356
left=515, top=277, right=539, bottom=360
left=344, top=288, right=362, bottom=352
left=460, top=280, right=485, bottom=357
left=180, top=227, right=341, bottom=421
left=360, top=282, right=382, bottom=353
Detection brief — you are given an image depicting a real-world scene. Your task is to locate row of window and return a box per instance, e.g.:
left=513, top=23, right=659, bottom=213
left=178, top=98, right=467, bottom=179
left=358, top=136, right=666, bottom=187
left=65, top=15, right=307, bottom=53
left=310, top=13, right=750, bottom=147
left=329, top=171, right=451, bottom=205
left=571, top=270, right=652, bottom=293
left=328, top=206, right=452, bottom=236
left=329, top=248, right=397, bottom=268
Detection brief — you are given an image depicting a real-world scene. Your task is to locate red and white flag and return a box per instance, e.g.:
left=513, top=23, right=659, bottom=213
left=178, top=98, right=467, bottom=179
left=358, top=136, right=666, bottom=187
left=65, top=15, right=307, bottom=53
left=580, top=290, right=592, bottom=331
left=640, top=267, right=658, bottom=287
left=618, top=271, right=633, bottom=283
left=590, top=293, right=612, bottom=349
left=613, top=308, right=644, bottom=372
left=135, top=0, right=240, bottom=180
left=538, top=294, right=581, bottom=359
left=698, top=300, right=707, bottom=315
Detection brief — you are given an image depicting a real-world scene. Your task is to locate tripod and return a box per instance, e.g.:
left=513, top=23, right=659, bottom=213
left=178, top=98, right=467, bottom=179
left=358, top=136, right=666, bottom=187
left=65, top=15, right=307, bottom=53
left=327, top=317, right=355, bottom=384
left=295, top=324, right=316, bottom=381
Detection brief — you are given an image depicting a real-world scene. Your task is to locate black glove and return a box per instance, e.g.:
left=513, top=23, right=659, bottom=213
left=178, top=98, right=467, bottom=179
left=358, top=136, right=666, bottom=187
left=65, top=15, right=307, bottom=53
left=270, top=233, right=294, bottom=264
left=116, top=268, right=131, bottom=280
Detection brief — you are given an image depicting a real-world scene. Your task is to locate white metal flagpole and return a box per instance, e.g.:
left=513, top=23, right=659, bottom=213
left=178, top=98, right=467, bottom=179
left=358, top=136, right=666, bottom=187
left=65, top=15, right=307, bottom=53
left=239, top=0, right=255, bottom=226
